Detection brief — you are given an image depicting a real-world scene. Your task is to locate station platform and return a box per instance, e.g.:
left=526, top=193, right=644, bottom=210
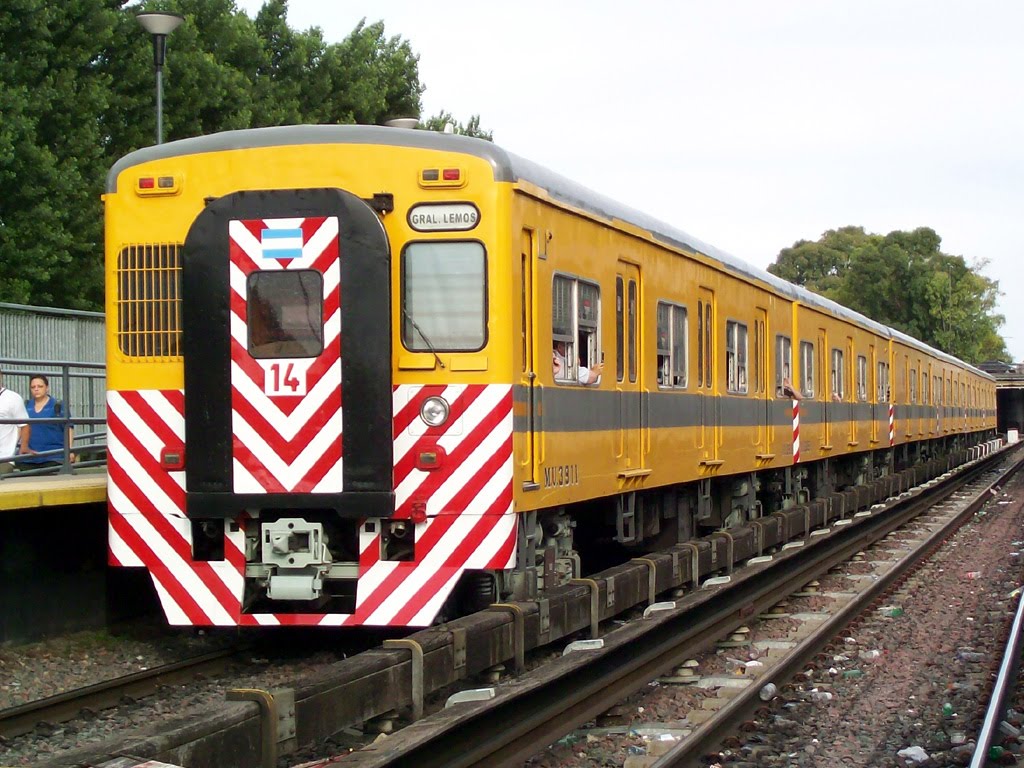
left=0, top=471, right=106, bottom=511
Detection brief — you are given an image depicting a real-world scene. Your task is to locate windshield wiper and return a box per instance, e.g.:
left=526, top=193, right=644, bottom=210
left=402, top=308, right=446, bottom=369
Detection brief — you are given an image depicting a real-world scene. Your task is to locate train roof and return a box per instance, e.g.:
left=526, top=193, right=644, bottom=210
left=107, top=124, right=990, bottom=379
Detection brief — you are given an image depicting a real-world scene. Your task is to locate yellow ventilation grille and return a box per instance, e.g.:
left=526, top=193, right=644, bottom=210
left=117, top=243, right=182, bottom=358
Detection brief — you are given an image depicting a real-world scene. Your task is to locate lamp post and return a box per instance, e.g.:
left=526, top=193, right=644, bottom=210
left=136, top=11, right=184, bottom=145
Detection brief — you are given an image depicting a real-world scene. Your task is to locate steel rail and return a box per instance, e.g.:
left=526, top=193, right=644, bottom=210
left=334, top=451, right=1017, bottom=768
left=969, top=572, right=1024, bottom=766
left=655, top=448, right=1024, bottom=767
left=0, top=647, right=240, bottom=739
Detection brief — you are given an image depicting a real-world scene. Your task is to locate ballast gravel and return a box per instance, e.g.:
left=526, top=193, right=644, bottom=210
left=526, top=467, right=1024, bottom=767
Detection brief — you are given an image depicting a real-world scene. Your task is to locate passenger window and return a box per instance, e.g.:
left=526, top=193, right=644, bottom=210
left=616, top=277, right=624, bottom=382
left=775, top=335, right=792, bottom=395
left=877, top=362, right=890, bottom=402
left=857, top=355, right=868, bottom=402
left=247, top=270, right=324, bottom=359
left=799, top=341, right=815, bottom=398
left=627, top=280, right=637, bottom=383
left=697, top=301, right=704, bottom=387
left=552, top=274, right=601, bottom=386
left=656, top=302, right=687, bottom=388
left=830, top=348, right=844, bottom=401
left=402, top=241, right=486, bottom=351
left=704, top=303, right=712, bottom=388
left=910, top=368, right=917, bottom=403
left=726, top=320, right=748, bottom=394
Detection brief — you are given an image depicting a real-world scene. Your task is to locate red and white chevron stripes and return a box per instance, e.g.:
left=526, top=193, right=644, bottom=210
left=228, top=217, right=342, bottom=494
left=107, top=390, right=247, bottom=626
left=888, top=403, right=895, bottom=447
left=107, top=382, right=517, bottom=627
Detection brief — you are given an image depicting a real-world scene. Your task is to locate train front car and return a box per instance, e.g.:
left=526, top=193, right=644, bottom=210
left=104, top=126, right=517, bottom=627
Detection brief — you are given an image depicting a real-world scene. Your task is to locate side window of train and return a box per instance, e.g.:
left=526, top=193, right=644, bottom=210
left=856, top=355, right=868, bottom=401
left=697, top=301, right=704, bottom=387
left=830, top=348, right=844, bottom=401
left=628, top=279, right=637, bottom=383
left=799, top=341, right=815, bottom=398
left=910, top=368, right=917, bottom=403
left=247, top=270, right=325, bottom=359
left=704, top=302, right=712, bottom=388
left=775, top=335, right=792, bottom=395
left=616, top=277, right=625, bottom=382
left=551, top=274, right=600, bottom=385
left=922, top=371, right=929, bottom=404
left=656, top=301, right=687, bottom=388
left=725, top=320, right=748, bottom=394
left=877, top=362, right=890, bottom=402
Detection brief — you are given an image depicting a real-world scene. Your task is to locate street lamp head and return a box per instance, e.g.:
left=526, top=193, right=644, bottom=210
left=136, top=12, right=184, bottom=36
left=137, top=11, right=184, bottom=146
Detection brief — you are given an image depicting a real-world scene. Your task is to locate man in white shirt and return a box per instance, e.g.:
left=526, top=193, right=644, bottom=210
left=552, top=341, right=604, bottom=385
left=0, top=369, right=30, bottom=475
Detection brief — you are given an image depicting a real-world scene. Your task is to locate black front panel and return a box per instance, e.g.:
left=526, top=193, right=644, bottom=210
left=182, top=188, right=393, bottom=518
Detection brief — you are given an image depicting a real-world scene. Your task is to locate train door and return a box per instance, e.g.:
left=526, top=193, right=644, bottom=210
left=181, top=188, right=393, bottom=521
left=616, top=262, right=644, bottom=472
left=754, top=308, right=771, bottom=453
left=818, top=328, right=831, bottom=449
left=695, top=287, right=718, bottom=460
left=520, top=229, right=539, bottom=489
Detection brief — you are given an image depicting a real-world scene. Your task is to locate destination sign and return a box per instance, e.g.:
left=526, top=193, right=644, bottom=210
left=408, top=203, right=480, bottom=232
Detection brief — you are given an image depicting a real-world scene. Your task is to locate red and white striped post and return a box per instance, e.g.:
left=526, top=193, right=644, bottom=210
left=792, top=399, right=801, bottom=463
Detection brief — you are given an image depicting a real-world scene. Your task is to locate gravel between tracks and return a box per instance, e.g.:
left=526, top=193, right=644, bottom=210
left=527, top=470, right=1024, bottom=768
left=0, top=624, right=362, bottom=766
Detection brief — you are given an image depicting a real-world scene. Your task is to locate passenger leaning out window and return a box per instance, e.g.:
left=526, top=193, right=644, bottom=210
left=553, top=340, right=603, bottom=385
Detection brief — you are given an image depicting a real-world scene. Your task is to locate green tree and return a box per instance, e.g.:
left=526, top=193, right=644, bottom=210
left=768, top=226, right=1009, bottom=364
left=0, top=0, right=120, bottom=309
left=422, top=110, right=493, bottom=140
left=769, top=225, right=873, bottom=298
left=0, top=0, right=487, bottom=310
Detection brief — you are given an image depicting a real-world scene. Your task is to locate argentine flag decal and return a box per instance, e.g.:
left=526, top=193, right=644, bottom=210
left=260, top=227, right=304, bottom=260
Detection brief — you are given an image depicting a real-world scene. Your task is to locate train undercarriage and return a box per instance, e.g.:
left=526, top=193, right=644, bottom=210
left=487, top=431, right=995, bottom=615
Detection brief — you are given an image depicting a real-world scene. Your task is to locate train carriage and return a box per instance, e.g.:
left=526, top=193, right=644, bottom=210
left=103, top=125, right=996, bottom=627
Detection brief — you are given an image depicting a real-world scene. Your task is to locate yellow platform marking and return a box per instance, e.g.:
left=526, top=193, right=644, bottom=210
left=0, top=473, right=106, bottom=511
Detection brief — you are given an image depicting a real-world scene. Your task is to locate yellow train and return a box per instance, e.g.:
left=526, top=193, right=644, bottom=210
left=103, top=125, right=996, bottom=627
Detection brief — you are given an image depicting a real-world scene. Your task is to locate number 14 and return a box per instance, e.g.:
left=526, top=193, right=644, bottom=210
left=263, top=360, right=308, bottom=396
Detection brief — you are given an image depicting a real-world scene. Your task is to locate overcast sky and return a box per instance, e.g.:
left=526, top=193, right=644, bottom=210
left=236, top=0, right=1024, bottom=360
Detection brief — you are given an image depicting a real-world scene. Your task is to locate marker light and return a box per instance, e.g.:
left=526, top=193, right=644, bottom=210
left=420, top=396, right=450, bottom=428
left=136, top=173, right=181, bottom=196
left=418, top=167, right=466, bottom=189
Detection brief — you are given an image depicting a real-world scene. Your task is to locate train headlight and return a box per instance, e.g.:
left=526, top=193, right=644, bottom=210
left=420, top=396, right=450, bottom=428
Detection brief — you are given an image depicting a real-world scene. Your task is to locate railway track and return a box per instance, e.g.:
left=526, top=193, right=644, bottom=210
left=0, top=647, right=240, bottom=740
left=28, top=442, right=1010, bottom=768
left=325, top=447, right=1024, bottom=767
left=651, top=450, right=1024, bottom=767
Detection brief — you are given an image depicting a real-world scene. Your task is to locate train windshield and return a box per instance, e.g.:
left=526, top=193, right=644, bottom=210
left=246, top=269, right=324, bottom=358
left=401, top=241, right=486, bottom=351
